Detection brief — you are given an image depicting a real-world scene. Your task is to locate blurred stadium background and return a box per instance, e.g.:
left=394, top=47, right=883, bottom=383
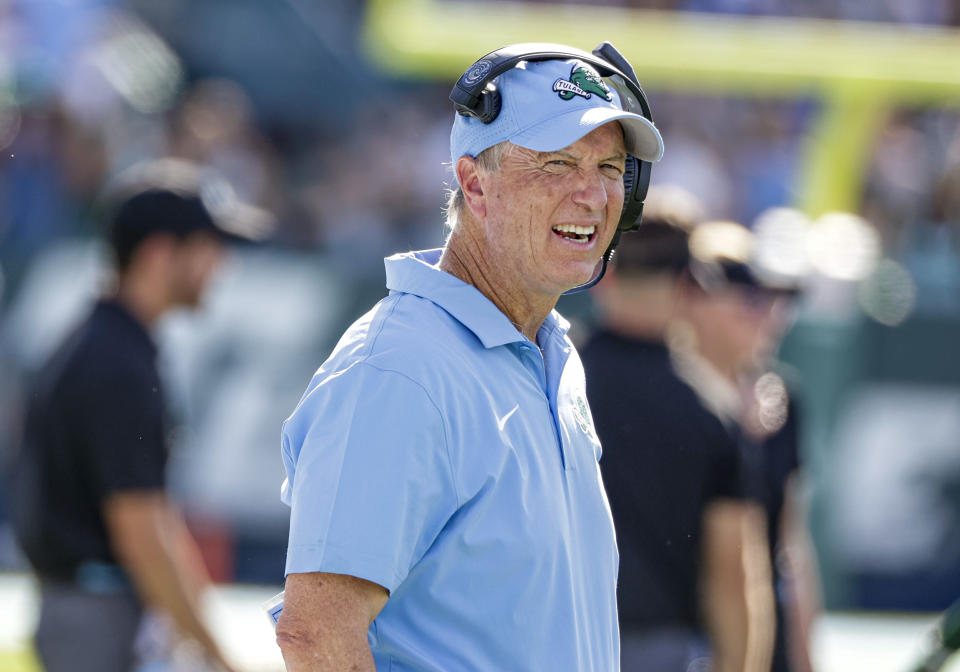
left=1, top=0, right=960, bottom=670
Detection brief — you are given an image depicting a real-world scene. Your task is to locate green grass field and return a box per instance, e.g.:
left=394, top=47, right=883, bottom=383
left=0, top=649, right=40, bottom=672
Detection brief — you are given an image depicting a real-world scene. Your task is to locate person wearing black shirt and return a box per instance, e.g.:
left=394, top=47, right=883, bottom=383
left=727, top=216, right=820, bottom=672
left=7, top=159, right=267, bottom=672
left=740, top=374, right=819, bottom=672
left=582, top=189, right=774, bottom=672
left=679, top=218, right=818, bottom=672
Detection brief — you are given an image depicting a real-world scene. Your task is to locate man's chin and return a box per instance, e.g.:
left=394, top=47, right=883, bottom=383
left=554, top=260, right=604, bottom=294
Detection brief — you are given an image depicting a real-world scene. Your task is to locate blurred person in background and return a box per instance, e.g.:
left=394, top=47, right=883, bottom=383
left=702, top=217, right=821, bottom=672
left=3, top=159, right=269, bottom=672
left=677, top=219, right=819, bottom=672
left=581, top=186, right=775, bottom=672
left=0, top=100, right=110, bottom=308
left=167, top=78, right=285, bottom=219
left=275, top=46, right=664, bottom=671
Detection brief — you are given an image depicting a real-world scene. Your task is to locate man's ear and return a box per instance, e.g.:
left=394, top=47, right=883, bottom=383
left=456, top=155, right=486, bottom=220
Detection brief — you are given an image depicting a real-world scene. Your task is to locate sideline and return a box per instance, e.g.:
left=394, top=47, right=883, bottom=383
left=0, top=572, right=285, bottom=672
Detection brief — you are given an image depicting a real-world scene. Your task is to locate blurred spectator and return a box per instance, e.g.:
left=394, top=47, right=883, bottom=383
left=651, top=116, right=736, bottom=218
left=687, top=217, right=822, bottom=672
left=296, top=92, right=452, bottom=260
left=670, top=219, right=807, bottom=672
left=862, top=110, right=933, bottom=250
left=0, top=102, right=109, bottom=307
left=582, top=186, right=774, bottom=672
left=3, top=159, right=268, bottom=672
left=167, top=78, right=285, bottom=216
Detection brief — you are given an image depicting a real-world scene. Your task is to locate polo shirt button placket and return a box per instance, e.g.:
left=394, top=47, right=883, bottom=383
left=516, top=342, right=565, bottom=468
left=517, top=342, right=547, bottom=394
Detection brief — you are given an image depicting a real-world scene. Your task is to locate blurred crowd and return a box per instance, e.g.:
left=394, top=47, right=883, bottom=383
left=0, top=0, right=959, bottom=618
left=530, top=0, right=960, bottom=23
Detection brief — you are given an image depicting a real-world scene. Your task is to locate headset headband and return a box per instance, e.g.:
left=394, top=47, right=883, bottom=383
left=451, top=42, right=652, bottom=122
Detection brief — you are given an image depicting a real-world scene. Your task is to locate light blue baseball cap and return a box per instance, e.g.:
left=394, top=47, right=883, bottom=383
left=450, top=57, right=664, bottom=181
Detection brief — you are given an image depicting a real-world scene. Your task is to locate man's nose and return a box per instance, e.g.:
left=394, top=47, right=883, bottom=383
left=571, top=168, right=609, bottom=211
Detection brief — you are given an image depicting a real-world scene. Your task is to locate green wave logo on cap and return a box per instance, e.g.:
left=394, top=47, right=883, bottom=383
left=553, top=62, right=613, bottom=102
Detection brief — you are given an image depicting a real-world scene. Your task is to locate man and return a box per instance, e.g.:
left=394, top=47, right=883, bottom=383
left=672, top=220, right=803, bottom=672
left=276, top=47, right=663, bottom=670
left=709, top=214, right=820, bottom=672
left=582, top=201, right=775, bottom=672
left=8, top=159, right=267, bottom=672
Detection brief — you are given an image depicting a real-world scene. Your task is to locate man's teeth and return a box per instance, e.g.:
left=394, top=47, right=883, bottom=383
left=553, top=224, right=596, bottom=235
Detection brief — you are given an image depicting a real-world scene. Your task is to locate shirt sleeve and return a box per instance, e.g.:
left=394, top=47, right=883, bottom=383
left=704, top=421, right=746, bottom=501
left=77, top=365, right=167, bottom=499
left=784, top=396, right=802, bottom=473
left=281, top=361, right=458, bottom=593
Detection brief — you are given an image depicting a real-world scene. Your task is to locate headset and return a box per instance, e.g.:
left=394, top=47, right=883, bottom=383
left=450, top=41, right=655, bottom=293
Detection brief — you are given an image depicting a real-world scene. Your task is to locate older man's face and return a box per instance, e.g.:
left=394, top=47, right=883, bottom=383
left=478, top=122, right=626, bottom=296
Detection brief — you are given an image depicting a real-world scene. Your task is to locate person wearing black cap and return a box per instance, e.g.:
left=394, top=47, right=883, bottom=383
left=581, top=192, right=775, bottom=672
left=684, top=217, right=819, bottom=672
left=670, top=219, right=812, bottom=672
left=7, top=159, right=266, bottom=672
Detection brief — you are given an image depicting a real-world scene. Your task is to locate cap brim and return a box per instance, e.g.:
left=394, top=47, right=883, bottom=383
left=752, top=268, right=805, bottom=295
left=105, top=157, right=275, bottom=243
left=510, top=106, right=664, bottom=162
left=693, top=258, right=804, bottom=296
left=210, top=202, right=275, bottom=243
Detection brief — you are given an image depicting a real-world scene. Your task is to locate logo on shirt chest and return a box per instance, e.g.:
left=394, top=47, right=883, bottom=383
left=497, top=403, right=520, bottom=432
left=572, top=395, right=594, bottom=436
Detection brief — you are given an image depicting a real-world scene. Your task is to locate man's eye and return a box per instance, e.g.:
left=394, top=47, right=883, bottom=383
left=602, top=163, right=624, bottom=175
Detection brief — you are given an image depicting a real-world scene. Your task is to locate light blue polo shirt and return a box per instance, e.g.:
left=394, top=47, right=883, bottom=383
left=281, top=249, right=619, bottom=671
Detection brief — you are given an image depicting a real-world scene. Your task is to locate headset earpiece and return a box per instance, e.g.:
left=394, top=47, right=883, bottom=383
left=620, top=156, right=642, bottom=233
left=453, top=84, right=501, bottom=124
left=618, top=154, right=651, bottom=234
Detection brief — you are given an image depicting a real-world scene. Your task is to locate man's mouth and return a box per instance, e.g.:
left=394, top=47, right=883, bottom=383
left=551, top=223, right=596, bottom=244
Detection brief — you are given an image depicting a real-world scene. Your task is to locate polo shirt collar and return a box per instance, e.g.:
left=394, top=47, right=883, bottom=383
left=384, top=249, right=570, bottom=350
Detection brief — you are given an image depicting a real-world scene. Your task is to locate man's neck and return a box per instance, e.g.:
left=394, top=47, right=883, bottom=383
left=439, top=232, right=556, bottom=344
left=690, top=328, right=739, bottom=383
left=112, top=272, right=170, bottom=330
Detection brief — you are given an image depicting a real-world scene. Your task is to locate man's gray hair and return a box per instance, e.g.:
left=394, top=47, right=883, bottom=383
left=444, top=141, right=512, bottom=230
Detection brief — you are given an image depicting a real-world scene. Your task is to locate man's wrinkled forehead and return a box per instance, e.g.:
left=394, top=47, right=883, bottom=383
left=493, top=126, right=624, bottom=177
left=537, top=119, right=627, bottom=157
